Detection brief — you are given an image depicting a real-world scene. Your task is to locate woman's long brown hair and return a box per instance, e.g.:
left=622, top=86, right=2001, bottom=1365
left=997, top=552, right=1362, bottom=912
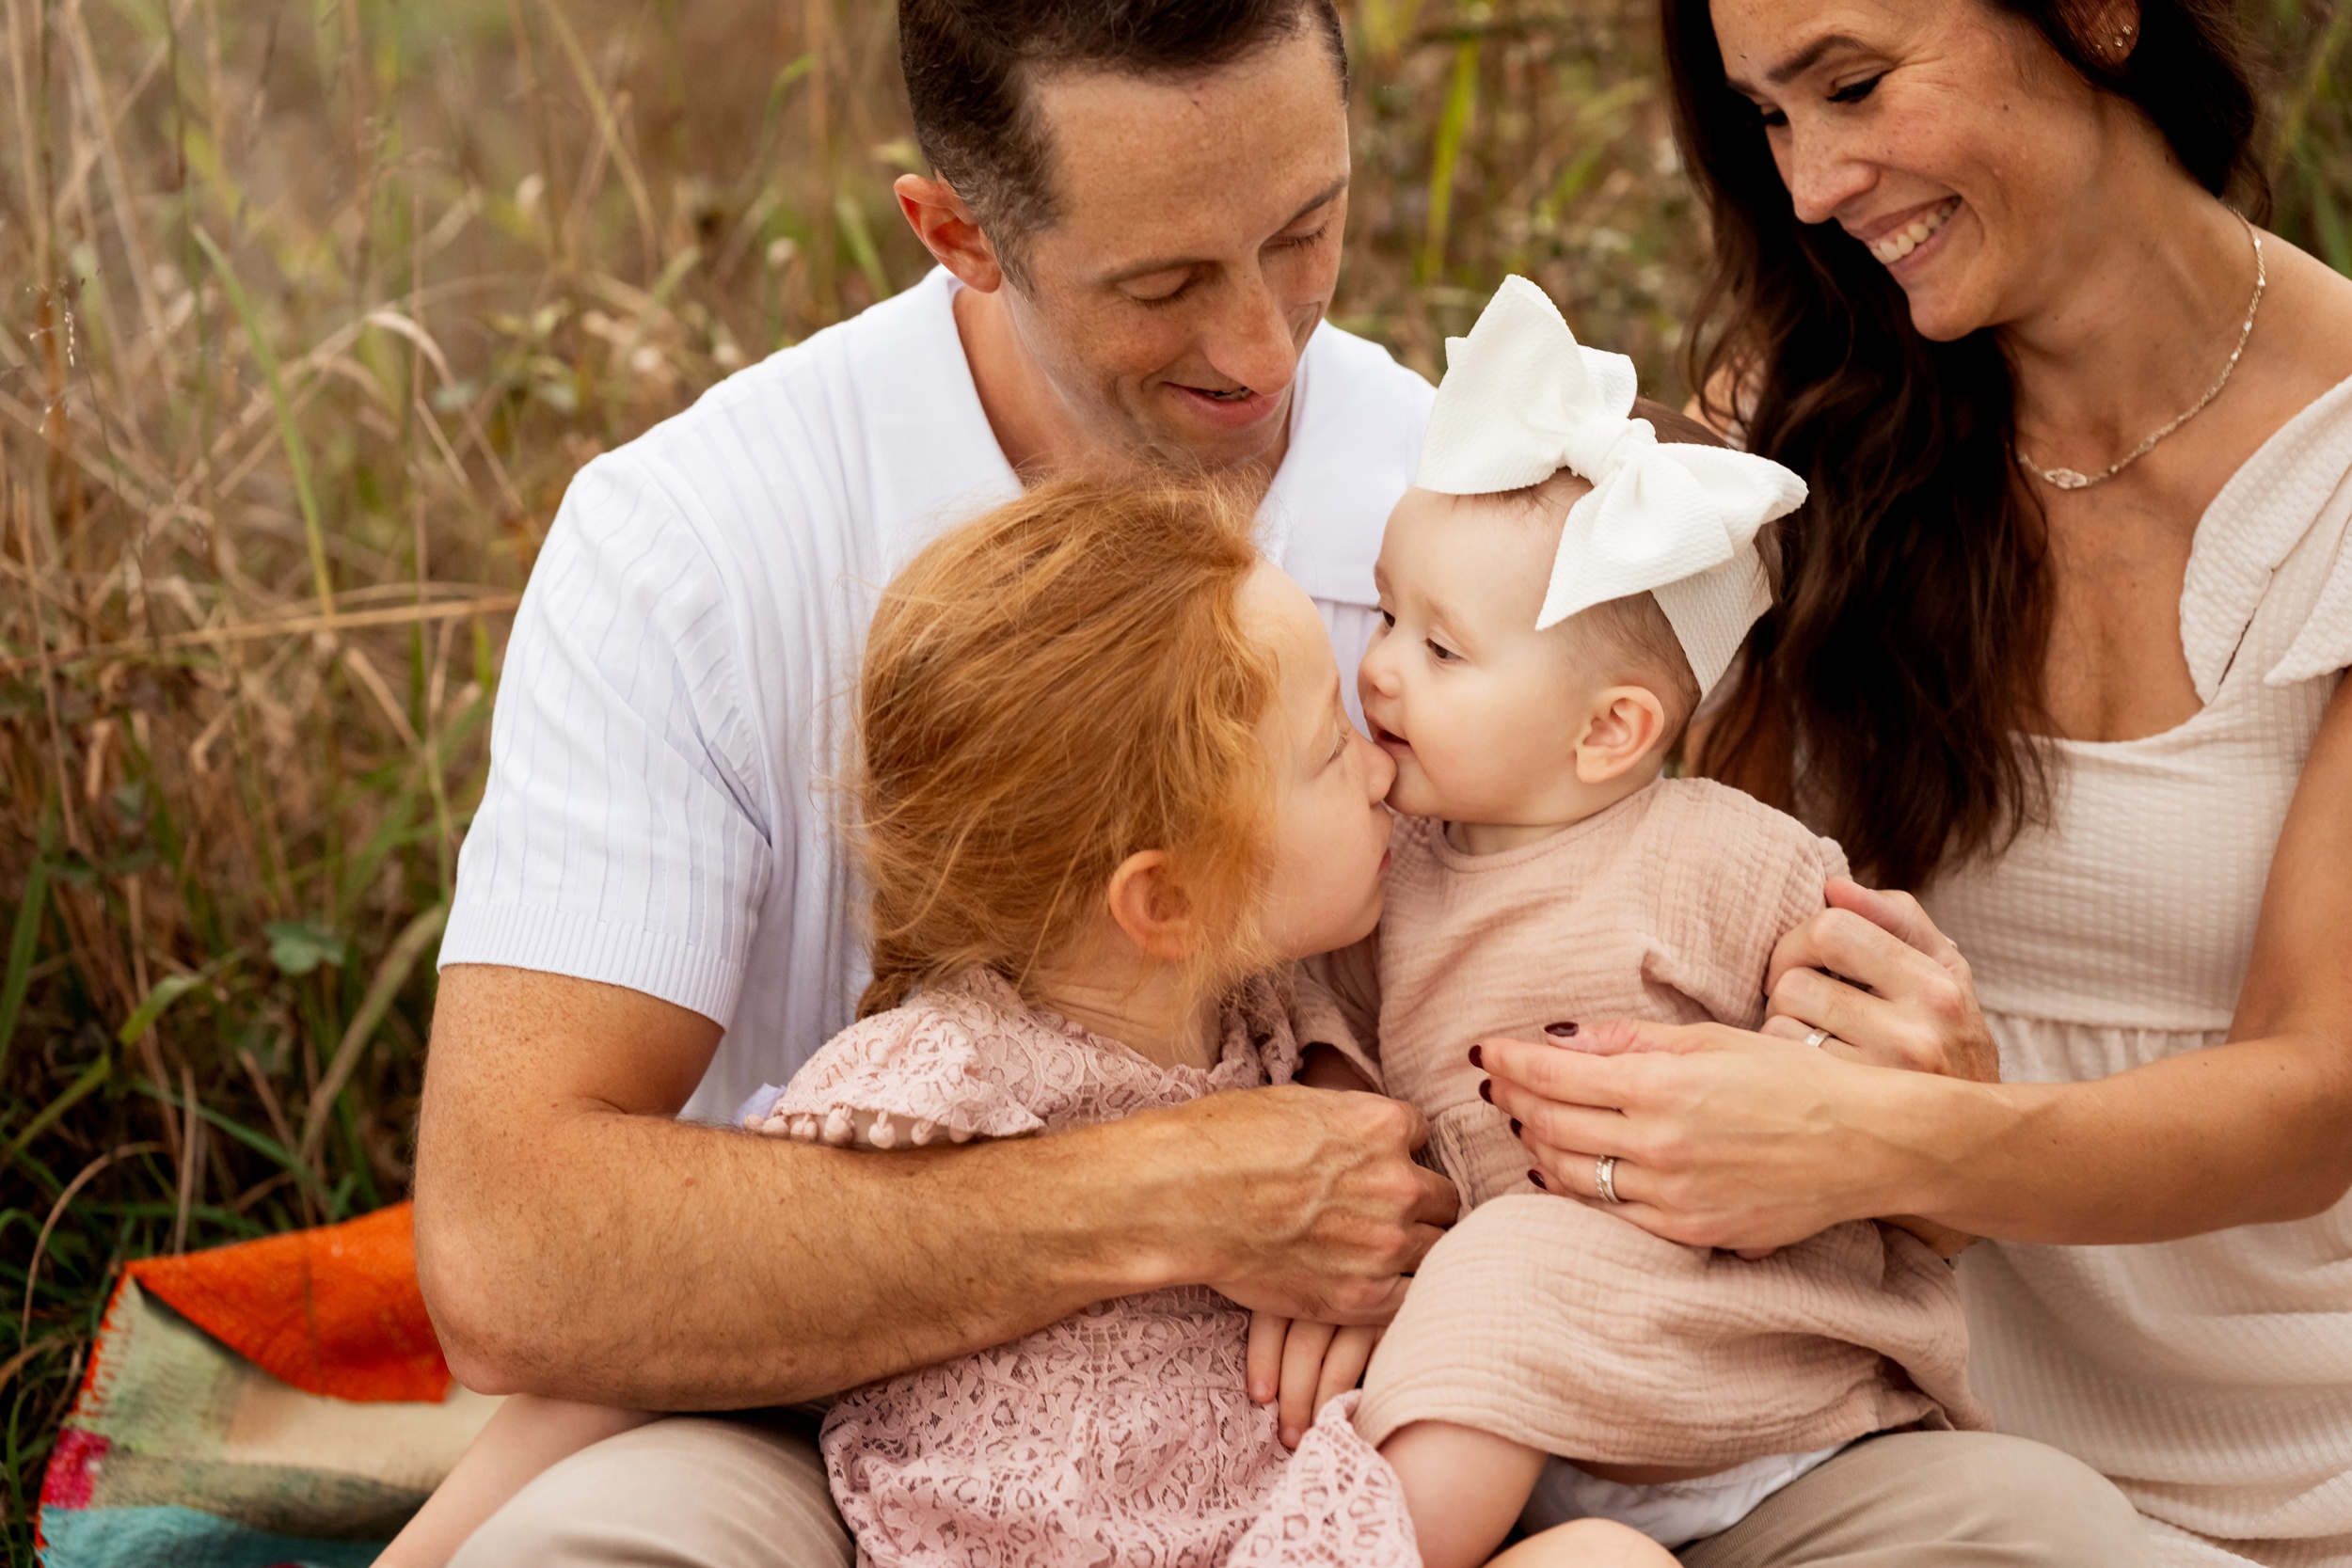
left=1664, top=0, right=2269, bottom=889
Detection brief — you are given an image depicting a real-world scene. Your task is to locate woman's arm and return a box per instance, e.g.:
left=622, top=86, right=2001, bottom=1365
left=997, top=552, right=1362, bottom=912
left=1484, top=676, right=2352, bottom=1250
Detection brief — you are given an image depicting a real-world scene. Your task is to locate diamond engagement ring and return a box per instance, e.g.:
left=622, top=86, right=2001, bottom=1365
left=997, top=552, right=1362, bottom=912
left=1803, top=1026, right=1832, bottom=1050
left=1595, top=1155, right=1622, bottom=1204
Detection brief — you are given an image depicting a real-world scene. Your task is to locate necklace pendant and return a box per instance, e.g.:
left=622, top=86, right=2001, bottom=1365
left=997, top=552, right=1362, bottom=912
left=2043, top=467, right=2092, bottom=490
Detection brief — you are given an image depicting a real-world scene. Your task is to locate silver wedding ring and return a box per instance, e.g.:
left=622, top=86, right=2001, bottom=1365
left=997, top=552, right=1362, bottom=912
left=1595, top=1155, right=1622, bottom=1204
left=1803, top=1026, right=1832, bottom=1050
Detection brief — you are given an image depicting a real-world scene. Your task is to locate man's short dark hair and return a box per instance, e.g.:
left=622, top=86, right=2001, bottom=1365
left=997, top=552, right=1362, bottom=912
left=900, top=0, right=1347, bottom=255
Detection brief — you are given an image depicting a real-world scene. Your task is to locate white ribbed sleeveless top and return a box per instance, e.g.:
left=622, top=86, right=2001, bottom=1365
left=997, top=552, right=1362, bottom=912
left=1924, top=376, right=2352, bottom=1567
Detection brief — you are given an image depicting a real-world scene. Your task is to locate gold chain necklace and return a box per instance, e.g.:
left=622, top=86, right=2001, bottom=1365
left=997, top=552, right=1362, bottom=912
left=2015, top=214, right=2266, bottom=492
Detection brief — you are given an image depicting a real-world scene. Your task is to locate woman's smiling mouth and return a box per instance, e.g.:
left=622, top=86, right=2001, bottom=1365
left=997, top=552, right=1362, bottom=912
left=1865, top=197, right=1962, bottom=266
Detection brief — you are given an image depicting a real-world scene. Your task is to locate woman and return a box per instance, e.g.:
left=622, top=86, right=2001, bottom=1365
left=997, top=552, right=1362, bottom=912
left=1477, top=3, right=2352, bottom=1564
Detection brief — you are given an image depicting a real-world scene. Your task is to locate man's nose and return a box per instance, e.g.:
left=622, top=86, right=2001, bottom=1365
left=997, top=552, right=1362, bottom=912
left=1781, top=121, right=1877, bottom=229
left=1201, top=266, right=1301, bottom=395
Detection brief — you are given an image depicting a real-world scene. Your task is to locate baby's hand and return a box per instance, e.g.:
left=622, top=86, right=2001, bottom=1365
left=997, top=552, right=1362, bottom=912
left=1247, top=1309, right=1384, bottom=1449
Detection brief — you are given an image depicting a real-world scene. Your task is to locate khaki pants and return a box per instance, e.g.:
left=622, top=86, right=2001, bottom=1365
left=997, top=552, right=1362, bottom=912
left=451, top=1419, right=2152, bottom=1567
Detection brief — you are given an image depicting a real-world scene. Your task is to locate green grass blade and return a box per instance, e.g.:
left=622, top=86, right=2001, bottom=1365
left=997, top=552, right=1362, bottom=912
left=0, top=1056, right=111, bottom=1180
left=834, top=192, right=893, bottom=300
left=191, top=226, right=337, bottom=619
left=0, top=860, right=47, bottom=1077
left=1417, top=38, right=1480, bottom=286
left=132, top=1077, right=318, bottom=1193
left=115, top=974, right=205, bottom=1049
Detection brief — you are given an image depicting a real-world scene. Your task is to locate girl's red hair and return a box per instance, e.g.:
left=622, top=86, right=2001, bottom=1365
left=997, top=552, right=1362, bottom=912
left=855, top=474, right=1277, bottom=1018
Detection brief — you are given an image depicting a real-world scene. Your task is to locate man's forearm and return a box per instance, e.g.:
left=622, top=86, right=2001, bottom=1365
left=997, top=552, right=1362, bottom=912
left=414, top=964, right=1450, bottom=1407
left=417, top=1101, right=1178, bottom=1407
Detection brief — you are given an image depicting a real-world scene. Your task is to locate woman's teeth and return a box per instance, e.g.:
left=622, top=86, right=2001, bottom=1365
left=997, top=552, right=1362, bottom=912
left=1869, top=198, right=1960, bottom=265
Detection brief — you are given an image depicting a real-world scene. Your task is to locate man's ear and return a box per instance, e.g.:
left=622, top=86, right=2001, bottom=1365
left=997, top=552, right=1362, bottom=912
left=895, top=173, right=1006, bottom=293
left=1574, top=686, right=1669, bottom=784
left=1103, top=849, right=1195, bottom=962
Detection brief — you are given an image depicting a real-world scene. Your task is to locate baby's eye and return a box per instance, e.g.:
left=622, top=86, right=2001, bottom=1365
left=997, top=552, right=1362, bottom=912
left=1426, top=639, right=1458, bottom=663
left=1378, top=610, right=1396, bottom=629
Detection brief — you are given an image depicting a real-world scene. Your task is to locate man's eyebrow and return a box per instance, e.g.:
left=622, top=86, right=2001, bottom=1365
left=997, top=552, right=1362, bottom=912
left=1726, top=31, right=1869, bottom=92
left=1100, top=176, right=1350, bottom=284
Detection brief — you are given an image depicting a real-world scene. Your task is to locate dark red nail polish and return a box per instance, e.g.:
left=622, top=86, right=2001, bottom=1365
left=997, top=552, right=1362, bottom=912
left=1478, top=1078, right=1493, bottom=1103
left=1467, top=1044, right=1484, bottom=1069
left=1528, top=1169, right=1548, bottom=1190
left=1509, top=1118, right=1523, bottom=1137
left=1543, top=1022, right=1579, bottom=1038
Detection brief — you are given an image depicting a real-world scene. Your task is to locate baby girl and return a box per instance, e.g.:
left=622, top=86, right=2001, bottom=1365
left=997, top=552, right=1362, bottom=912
left=384, top=475, right=1669, bottom=1568
left=1322, top=278, right=1992, bottom=1567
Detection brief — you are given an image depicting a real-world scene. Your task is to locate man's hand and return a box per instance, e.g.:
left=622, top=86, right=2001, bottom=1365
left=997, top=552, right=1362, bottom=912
left=1128, top=1085, right=1457, bottom=1325
left=418, top=967, right=1454, bottom=1408
left=1247, top=1310, right=1383, bottom=1449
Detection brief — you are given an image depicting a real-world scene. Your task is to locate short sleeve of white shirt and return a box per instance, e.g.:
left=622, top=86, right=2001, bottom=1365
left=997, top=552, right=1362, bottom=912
left=442, top=270, right=1433, bottom=1119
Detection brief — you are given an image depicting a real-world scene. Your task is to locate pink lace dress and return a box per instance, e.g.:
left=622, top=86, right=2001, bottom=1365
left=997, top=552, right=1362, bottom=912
left=735, top=971, right=1421, bottom=1568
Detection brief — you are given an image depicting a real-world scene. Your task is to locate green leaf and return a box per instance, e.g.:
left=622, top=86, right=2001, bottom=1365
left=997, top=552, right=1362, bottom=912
left=265, top=918, right=347, bottom=976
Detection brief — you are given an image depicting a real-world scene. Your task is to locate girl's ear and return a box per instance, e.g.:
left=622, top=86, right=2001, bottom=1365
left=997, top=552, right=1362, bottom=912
left=1104, top=850, right=1196, bottom=962
left=1574, top=685, right=1669, bottom=784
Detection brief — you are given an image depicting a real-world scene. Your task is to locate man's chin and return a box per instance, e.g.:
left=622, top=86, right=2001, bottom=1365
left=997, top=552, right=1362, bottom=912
left=1135, top=388, right=1291, bottom=471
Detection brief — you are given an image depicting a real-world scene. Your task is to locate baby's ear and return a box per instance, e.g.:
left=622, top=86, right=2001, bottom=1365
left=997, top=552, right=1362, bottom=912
left=1574, top=686, right=1671, bottom=784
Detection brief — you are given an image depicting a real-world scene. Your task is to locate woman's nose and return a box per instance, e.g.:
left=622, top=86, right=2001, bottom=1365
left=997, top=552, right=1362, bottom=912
left=1780, top=121, right=1878, bottom=229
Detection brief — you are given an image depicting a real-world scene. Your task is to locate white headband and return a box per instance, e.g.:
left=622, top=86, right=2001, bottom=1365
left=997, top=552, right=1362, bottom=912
left=1414, top=275, right=1808, bottom=697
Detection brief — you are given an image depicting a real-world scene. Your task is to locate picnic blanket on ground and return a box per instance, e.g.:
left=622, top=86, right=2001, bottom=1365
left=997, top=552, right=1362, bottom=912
left=37, top=1203, right=499, bottom=1568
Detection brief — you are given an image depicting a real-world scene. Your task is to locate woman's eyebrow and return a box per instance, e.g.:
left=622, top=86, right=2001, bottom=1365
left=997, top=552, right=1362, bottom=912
left=1725, top=31, right=1870, bottom=93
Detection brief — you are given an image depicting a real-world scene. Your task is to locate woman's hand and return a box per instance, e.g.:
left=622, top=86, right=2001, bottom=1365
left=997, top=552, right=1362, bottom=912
left=1480, top=1022, right=1903, bottom=1251
left=1478, top=879, right=1999, bottom=1253
left=1760, top=879, right=2000, bottom=1084
left=1247, top=1310, right=1383, bottom=1449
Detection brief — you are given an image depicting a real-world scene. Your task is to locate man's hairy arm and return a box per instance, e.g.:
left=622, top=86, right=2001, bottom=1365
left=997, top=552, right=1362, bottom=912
left=416, top=964, right=1456, bottom=1408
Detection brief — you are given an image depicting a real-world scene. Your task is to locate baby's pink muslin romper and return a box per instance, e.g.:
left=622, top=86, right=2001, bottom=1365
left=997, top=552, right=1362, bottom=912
left=736, top=970, right=1422, bottom=1568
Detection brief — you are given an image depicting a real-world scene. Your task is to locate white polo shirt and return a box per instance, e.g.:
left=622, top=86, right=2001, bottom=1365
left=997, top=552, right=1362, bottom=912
left=441, top=268, right=1434, bottom=1119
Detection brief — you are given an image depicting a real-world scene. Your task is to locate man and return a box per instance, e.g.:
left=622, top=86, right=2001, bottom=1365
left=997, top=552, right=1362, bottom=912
left=419, top=2, right=2144, bottom=1561
left=421, top=3, right=1449, bottom=1562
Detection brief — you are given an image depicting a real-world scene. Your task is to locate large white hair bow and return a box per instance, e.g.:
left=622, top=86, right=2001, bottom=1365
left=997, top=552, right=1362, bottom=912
left=1415, top=276, right=1807, bottom=697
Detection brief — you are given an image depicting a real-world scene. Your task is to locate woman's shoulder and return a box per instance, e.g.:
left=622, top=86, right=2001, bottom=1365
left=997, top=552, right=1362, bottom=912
left=2183, top=368, right=2352, bottom=700
left=736, top=974, right=1050, bottom=1148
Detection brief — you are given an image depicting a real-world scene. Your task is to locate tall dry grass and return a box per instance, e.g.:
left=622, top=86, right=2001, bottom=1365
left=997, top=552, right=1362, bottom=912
left=0, top=0, right=2344, bottom=1550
